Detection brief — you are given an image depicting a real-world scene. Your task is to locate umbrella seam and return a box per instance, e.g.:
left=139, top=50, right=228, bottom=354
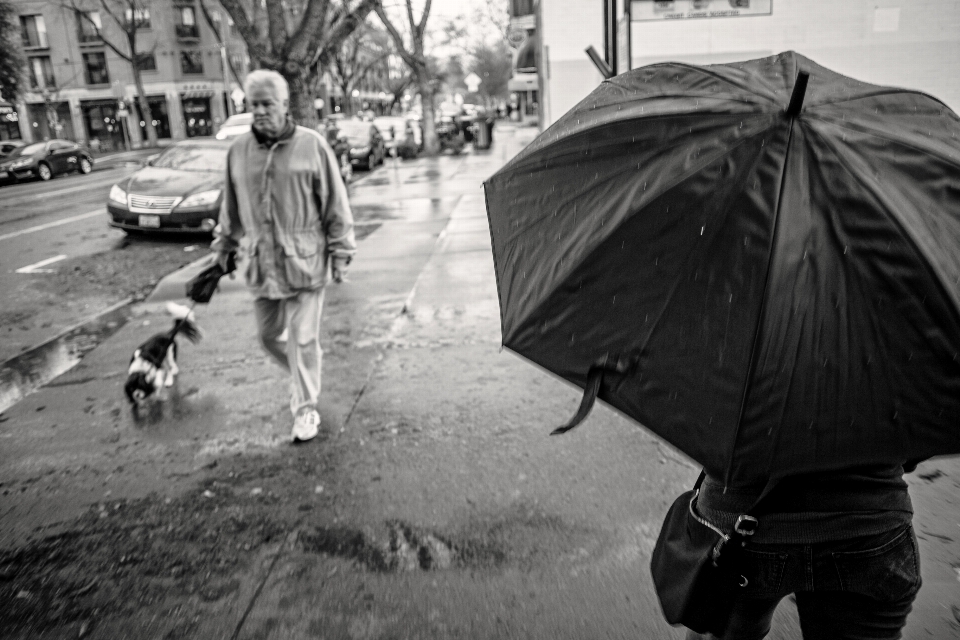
left=804, top=114, right=960, bottom=169
left=806, top=87, right=956, bottom=113
left=724, top=115, right=798, bottom=488
left=496, top=125, right=781, bottom=342
left=498, top=116, right=780, bottom=247
left=501, top=107, right=777, bottom=177
left=805, top=123, right=960, bottom=339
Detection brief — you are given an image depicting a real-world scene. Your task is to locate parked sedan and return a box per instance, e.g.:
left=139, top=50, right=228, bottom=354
left=337, top=120, right=386, bottom=170
left=107, top=139, right=229, bottom=234
left=0, top=139, right=93, bottom=182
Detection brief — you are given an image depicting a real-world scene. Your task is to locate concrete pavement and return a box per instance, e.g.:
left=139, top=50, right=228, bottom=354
left=1, top=124, right=959, bottom=639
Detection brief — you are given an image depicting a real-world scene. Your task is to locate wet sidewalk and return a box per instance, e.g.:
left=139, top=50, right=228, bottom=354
left=1, top=124, right=959, bottom=639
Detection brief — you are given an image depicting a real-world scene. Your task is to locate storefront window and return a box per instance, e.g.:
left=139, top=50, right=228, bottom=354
left=27, top=102, right=74, bottom=141
left=0, top=106, right=22, bottom=141
left=182, top=97, right=212, bottom=137
left=136, top=96, right=171, bottom=139
left=81, top=101, right=124, bottom=151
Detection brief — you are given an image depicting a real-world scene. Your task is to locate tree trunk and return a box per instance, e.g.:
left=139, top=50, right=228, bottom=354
left=418, top=76, right=439, bottom=155
left=284, top=65, right=318, bottom=129
left=132, top=67, right=159, bottom=147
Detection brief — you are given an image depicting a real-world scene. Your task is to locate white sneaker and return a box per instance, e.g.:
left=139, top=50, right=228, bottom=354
left=292, top=408, right=320, bottom=443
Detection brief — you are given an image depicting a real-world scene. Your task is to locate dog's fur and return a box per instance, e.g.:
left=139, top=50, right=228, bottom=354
left=124, top=302, right=202, bottom=404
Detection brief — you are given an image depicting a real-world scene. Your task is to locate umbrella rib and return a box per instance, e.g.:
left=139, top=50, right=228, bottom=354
left=805, top=114, right=960, bottom=169
left=504, top=108, right=774, bottom=177
left=617, top=61, right=783, bottom=107
left=499, top=116, right=779, bottom=246
left=806, top=123, right=960, bottom=331
left=723, top=117, right=799, bottom=488
left=808, top=87, right=955, bottom=113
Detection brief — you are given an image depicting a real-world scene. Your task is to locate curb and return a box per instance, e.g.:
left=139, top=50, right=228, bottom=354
left=0, top=298, right=134, bottom=414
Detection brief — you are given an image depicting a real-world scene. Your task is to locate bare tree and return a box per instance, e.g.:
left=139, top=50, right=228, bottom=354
left=218, top=0, right=379, bottom=128
left=375, top=0, right=439, bottom=154
left=69, top=0, right=159, bottom=146
left=328, top=21, right=390, bottom=116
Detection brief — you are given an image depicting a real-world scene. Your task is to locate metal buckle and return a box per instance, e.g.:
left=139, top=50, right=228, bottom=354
left=735, top=515, right=758, bottom=536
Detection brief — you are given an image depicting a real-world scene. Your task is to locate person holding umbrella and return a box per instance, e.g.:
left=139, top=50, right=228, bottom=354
left=485, top=52, right=960, bottom=638
left=212, top=69, right=355, bottom=443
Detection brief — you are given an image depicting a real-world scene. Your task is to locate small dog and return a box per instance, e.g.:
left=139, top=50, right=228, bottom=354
left=124, top=302, right=202, bottom=405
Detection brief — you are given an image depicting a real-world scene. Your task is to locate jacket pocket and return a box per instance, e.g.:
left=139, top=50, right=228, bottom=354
left=281, top=229, right=326, bottom=290
left=832, top=526, right=921, bottom=602
left=245, top=244, right=264, bottom=288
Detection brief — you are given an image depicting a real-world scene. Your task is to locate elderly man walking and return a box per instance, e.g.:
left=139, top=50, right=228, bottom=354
left=212, top=69, right=356, bottom=442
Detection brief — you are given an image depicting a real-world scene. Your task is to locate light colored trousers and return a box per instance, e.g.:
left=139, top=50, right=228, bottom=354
left=253, top=288, right=325, bottom=416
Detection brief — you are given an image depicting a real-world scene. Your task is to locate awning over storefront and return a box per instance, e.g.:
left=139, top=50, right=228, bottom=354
left=514, top=34, right=538, bottom=73
left=508, top=73, right=538, bottom=92
left=0, top=101, right=14, bottom=114
left=181, top=90, right=215, bottom=99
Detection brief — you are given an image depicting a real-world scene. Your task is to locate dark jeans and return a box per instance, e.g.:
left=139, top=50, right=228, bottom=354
left=686, top=525, right=921, bottom=640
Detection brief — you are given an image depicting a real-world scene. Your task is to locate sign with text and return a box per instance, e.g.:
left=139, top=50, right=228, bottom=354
left=631, top=0, right=771, bottom=21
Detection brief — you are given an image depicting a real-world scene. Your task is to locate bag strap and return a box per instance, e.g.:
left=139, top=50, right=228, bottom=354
left=690, top=470, right=779, bottom=540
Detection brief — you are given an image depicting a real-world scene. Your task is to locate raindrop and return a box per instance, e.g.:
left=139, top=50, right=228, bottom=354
left=622, top=241, right=625, bottom=249
left=612, top=296, right=616, bottom=305
left=729, top=294, right=733, bottom=303
left=803, top=250, right=807, bottom=260
left=655, top=257, right=659, bottom=266
left=701, top=226, right=705, bottom=235
left=844, top=246, right=848, bottom=254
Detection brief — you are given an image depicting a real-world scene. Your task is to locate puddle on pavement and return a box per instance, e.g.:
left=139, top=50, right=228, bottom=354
left=300, top=508, right=585, bottom=574
left=0, top=304, right=133, bottom=413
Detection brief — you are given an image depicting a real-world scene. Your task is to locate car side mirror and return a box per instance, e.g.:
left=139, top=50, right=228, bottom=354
left=143, top=154, right=159, bottom=167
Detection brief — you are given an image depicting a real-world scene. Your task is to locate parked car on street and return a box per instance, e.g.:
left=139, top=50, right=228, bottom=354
left=317, top=119, right=354, bottom=184
left=215, top=113, right=253, bottom=140
left=107, top=139, right=230, bottom=234
left=0, top=139, right=93, bottom=182
left=0, top=140, right=25, bottom=157
left=337, top=120, right=386, bottom=170
left=373, top=116, right=419, bottom=159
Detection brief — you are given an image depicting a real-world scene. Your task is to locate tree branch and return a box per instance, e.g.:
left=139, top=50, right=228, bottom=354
left=219, top=0, right=274, bottom=67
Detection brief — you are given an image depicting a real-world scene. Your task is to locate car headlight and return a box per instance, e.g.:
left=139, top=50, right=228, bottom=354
left=352, top=146, right=371, bottom=155
left=11, top=159, right=32, bottom=169
left=178, top=189, right=221, bottom=208
left=109, top=184, right=127, bottom=204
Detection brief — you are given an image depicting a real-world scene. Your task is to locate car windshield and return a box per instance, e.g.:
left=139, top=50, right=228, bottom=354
left=152, top=144, right=226, bottom=172
left=15, top=142, right=47, bottom=156
left=336, top=121, right=372, bottom=144
left=221, top=113, right=252, bottom=127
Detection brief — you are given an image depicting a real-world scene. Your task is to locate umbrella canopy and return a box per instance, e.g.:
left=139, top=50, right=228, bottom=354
left=484, top=51, right=960, bottom=486
left=186, top=252, right=236, bottom=304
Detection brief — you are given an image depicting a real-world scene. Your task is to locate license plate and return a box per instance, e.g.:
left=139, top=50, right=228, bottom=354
left=138, top=215, right=160, bottom=228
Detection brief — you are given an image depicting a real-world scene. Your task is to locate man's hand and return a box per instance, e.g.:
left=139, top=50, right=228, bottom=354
left=331, top=256, right=350, bottom=284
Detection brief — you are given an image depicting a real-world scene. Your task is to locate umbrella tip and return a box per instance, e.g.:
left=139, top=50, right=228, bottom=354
left=786, top=70, right=810, bottom=118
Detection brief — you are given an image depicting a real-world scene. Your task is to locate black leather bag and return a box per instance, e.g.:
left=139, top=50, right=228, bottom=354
left=650, top=472, right=758, bottom=636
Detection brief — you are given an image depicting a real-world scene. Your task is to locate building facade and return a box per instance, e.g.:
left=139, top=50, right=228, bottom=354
left=538, top=0, right=960, bottom=129
left=12, top=0, right=249, bottom=148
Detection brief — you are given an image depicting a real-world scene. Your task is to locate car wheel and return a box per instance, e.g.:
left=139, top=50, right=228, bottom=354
left=37, top=163, right=52, bottom=181
left=79, top=157, right=93, bottom=174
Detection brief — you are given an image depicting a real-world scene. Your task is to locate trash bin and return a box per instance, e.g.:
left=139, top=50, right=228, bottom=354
left=473, top=117, right=493, bottom=150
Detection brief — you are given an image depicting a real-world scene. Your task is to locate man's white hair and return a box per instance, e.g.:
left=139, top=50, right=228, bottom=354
left=244, top=69, right=289, bottom=103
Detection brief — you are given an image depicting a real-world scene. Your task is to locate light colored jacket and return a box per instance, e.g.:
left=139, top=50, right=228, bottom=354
left=212, top=125, right=356, bottom=299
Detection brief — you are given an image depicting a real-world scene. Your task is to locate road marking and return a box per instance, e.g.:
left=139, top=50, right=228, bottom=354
left=0, top=209, right=103, bottom=242
left=16, top=254, right=68, bottom=274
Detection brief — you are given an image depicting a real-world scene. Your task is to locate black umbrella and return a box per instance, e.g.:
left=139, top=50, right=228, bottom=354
left=186, top=251, right=236, bottom=304
left=484, top=51, right=960, bottom=486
